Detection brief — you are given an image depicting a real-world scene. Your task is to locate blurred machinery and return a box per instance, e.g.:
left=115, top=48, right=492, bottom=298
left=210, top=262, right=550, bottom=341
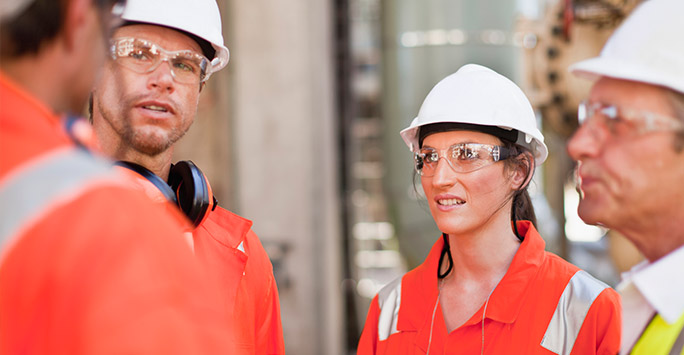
left=519, top=0, right=637, bottom=137
left=515, top=0, right=643, bottom=281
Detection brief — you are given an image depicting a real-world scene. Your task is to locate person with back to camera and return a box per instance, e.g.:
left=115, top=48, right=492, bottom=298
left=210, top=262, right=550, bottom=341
left=0, top=0, right=232, bottom=353
left=566, top=0, right=684, bottom=353
left=357, top=64, right=620, bottom=354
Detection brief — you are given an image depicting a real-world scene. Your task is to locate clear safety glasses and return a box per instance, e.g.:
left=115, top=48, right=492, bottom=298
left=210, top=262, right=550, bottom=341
left=578, top=100, right=684, bottom=137
left=110, top=37, right=212, bottom=84
left=414, top=143, right=512, bottom=177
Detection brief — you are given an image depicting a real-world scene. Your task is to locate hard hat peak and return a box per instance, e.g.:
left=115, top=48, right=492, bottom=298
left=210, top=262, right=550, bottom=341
left=570, top=0, right=684, bottom=95
left=400, top=64, right=548, bottom=165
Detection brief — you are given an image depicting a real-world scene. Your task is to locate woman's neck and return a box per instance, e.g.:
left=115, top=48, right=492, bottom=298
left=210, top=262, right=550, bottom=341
left=437, top=216, right=522, bottom=332
left=445, top=216, right=521, bottom=282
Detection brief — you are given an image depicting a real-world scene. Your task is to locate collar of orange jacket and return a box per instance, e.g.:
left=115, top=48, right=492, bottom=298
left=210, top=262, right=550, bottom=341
left=399, top=221, right=545, bottom=337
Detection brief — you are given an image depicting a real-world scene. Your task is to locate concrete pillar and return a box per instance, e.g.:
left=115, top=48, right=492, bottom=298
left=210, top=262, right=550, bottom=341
left=226, top=1, right=343, bottom=354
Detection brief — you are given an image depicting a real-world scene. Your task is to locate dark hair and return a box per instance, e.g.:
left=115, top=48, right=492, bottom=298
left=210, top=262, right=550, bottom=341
left=0, top=0, right=123, bottom=58
left=0, top=0, right=66, bottom=57
left=500, top=139, right=536, bottom=226
left=418, top=122, right=518, bottom=148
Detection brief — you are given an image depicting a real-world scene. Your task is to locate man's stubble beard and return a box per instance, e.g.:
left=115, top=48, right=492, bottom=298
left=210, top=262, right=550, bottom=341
left=99, top=98, right=191, bottom=157
left=123, top=120, right=189, bottom=156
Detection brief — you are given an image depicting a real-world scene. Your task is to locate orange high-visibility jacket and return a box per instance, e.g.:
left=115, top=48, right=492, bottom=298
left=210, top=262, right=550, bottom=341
left=358, top=221, right=621, bottom=355
left=0, top=73, right=233, bottom=354
left=193, top=206, right=285, bottom=354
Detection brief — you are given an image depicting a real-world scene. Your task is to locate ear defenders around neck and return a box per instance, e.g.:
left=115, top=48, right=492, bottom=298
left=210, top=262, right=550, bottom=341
left=168, top=160, right=216, bottom=227
left=115, top=160, right=216, bottom=227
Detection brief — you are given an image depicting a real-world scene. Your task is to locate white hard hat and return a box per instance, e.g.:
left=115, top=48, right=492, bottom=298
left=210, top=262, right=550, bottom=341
left=400, top=64, right=548, bottom=165
left=120, top=0, right=230, bottom=74
left=570, top=0, right=684, bottom=95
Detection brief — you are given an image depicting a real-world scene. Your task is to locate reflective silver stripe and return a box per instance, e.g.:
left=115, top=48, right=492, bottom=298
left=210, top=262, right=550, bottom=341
left=541, top=270, right=610, bottom=355
left=0, top=148, right=115, bottom=251
left=377, top=277, right=402, bottom=341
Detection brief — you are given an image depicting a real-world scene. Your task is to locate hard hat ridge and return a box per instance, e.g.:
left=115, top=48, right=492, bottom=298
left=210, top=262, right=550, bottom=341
left=400, top=64, right=548, bottom=165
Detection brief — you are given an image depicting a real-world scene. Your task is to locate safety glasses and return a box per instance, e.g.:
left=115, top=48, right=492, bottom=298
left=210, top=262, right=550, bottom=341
left=414, top=143, right=512, bottom=176
left=110, top=37, right=212, bottom=84
left=578, top=100, right=684, bottom=137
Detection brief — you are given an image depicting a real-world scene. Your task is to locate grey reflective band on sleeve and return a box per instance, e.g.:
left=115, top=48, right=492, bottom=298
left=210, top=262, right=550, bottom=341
left=0, top=148, right=115, bottom=250
left=540, top=270, right=610, bottom=355
left=377, top=277, right=402, bottom=341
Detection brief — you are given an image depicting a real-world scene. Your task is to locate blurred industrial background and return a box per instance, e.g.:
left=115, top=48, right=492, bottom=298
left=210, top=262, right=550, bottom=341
left=172, top=0, right=644, bottom=353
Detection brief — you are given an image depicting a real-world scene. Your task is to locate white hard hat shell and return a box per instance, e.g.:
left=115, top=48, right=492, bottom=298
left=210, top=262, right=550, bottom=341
left=400, top=64, right=548, bottom=165
left=121, top=0, right=230, bottom=73
left=570, top=0, right=684, bottom=95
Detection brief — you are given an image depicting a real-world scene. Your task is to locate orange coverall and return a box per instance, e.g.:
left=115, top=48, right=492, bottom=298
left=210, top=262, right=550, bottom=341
left=0, top=73, right=232, bottom=354
left=193, top=206, right=285, bottom=354
left=358, top=221, right=621, bottom=354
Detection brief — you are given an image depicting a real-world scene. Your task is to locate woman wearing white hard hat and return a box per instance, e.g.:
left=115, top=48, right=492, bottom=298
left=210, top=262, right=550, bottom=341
left=357, top=64, right=620, bottom=355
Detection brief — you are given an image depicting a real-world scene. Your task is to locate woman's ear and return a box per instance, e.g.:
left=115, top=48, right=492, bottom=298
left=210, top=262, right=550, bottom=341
left=509, top=152, right=534, bottom=190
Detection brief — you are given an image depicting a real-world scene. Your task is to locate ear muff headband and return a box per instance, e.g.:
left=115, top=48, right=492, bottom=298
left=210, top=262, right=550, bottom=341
left=115, top=161, right=178, bottom=204
left=116, top=160, right=215, bottom=227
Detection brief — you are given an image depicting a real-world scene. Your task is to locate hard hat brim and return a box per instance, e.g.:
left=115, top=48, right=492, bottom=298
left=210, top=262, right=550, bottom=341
left=570, top=52, right=684, bottom=96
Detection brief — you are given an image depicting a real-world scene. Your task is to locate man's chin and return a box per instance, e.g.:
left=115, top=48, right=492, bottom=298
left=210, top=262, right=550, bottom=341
left=577, top=204, right=606, bottom=228
left=128, top=135, right=173, bottom=156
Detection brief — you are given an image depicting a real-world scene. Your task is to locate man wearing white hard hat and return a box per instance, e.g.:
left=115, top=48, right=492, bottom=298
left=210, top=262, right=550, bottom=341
left=358, top=64, right=620, bottom=354
left=90, top=0, right=284, bottom=353
left=567, top=0, right=684, bottom=353
left=1, top=0, right=234, bottom=354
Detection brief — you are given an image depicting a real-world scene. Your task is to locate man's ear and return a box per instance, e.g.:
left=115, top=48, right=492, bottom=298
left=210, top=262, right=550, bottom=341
left=199, top=81, right=206, bottom=92
left=61, top=0, right=92, bottom=52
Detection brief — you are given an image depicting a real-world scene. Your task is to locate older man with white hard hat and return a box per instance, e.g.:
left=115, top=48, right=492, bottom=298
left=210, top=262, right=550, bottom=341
left=90, top=0, right=285, bottom=353
left=567, top=0, right=684, bottom=353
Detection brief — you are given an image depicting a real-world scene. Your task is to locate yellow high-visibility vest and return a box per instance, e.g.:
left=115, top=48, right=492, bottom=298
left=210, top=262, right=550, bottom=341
left=631, top=313, right=684, bottom=355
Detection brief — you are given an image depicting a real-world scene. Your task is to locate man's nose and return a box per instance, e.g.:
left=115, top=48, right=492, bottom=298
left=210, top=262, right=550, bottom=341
left=567, top=121, right=605, bottom=162
left=146, top=59, right=176, bottom=92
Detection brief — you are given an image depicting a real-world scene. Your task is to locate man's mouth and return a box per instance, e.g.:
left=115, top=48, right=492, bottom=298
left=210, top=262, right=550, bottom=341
left=142, top=105, right=168, bottom=113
